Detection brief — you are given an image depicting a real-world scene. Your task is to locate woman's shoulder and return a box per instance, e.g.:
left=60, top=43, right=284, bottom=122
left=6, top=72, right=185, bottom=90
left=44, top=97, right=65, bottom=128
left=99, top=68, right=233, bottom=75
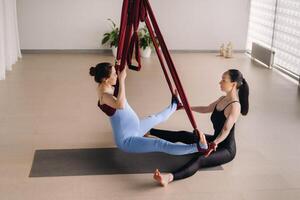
left=218, top=96, right=239, bottom=104
left=223, top=99, right=241, bottom=119
left=224, top=100, right=241, bottom=113
left=218, top=96, right=240, bottom=111
left=97, top=87, right=114, bottom=104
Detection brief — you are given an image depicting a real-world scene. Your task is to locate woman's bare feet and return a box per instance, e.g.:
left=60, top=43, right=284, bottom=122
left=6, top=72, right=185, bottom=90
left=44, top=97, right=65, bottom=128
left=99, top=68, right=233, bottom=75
left=171, top=89, right=183, bottom=110
left=144, top=132, right=151, bottom=137
left=193, top=129, right=208, bottom=150
left=153, top=169, right=173, bottom=187
left=199, top=132, right=208, bottom=149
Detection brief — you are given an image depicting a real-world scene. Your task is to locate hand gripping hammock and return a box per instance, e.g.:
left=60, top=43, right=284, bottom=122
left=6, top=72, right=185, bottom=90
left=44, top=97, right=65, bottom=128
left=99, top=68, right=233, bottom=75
left=114, top=0, right=202, bottom=138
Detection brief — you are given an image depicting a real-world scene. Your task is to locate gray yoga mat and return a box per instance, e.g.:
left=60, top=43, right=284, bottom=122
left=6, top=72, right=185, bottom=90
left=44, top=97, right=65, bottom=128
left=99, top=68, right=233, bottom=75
left=29, top=148, right=223, bottom=177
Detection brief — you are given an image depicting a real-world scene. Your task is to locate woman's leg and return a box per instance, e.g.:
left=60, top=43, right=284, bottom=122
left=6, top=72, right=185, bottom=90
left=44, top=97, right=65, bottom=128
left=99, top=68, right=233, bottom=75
left=173, top=147, right=236, bottom=180
left=150, top=128, right=216, bottom=144
left=138, top=102, right=177, bottom=137
left=120, top=135, right=199, bottom=155
left=149, top=129, right=197, bottom=144
left=154, top=145, right=236, bottom=186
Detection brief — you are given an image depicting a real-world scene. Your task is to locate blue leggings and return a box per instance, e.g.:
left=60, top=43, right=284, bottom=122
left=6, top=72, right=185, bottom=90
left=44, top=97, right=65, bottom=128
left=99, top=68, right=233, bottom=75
left=109, top=100, right=199, bottom=155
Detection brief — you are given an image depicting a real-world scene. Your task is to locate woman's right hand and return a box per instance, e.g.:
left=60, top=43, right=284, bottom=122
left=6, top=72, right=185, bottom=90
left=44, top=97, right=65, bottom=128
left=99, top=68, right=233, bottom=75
left=204, top=142, right=217, bottom=157
left=117, top=65, right=127, bottom=81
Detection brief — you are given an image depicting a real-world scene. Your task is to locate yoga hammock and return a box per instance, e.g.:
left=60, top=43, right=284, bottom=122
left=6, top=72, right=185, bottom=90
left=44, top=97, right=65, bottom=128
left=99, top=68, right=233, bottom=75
left=114, top=0, right=202, bottom=138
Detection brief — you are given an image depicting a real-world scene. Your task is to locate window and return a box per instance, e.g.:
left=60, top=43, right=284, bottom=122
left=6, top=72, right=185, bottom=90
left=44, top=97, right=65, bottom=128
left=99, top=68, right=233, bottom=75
left=273, top=0, right=300, bottom=75
left=247, top=0, right=300, bottom=76
left=247, top=0, right=276, bottom=50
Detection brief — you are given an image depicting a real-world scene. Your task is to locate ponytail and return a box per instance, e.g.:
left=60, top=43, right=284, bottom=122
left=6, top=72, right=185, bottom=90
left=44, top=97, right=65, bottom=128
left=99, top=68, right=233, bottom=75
left=238, top=78, right=249, bottom=115
left=227, top=69, right=249, bottom=116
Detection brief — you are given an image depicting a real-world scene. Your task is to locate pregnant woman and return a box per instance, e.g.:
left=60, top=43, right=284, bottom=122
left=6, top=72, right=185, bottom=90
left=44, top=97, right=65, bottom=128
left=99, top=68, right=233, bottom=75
left=89, top=61, right=208, bottom=155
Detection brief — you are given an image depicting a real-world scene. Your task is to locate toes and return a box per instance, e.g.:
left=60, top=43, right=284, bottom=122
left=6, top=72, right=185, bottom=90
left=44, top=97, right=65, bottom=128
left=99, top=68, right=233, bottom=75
left=153, top=171, right=160, bottom=179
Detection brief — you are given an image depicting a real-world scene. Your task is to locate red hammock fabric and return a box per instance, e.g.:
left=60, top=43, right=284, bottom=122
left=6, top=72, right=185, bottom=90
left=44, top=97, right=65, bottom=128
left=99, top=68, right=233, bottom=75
left=114, top=0, right=201, bottom=136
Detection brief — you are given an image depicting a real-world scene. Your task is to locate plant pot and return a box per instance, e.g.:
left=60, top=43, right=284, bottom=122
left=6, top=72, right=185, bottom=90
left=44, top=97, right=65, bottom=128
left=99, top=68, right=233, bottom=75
left=112, top=46, right=118, bottom=58
left=141, top=47, right=152, bottom=58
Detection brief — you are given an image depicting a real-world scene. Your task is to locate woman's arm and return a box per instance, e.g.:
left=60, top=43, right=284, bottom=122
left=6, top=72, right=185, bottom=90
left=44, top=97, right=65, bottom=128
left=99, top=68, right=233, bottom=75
left=191, top=96, right=224, bottom=113
left=213, top=103, right=240, bottom=145
left=191, top=106, right=213, bottom=113
left=101, top=66, right=127, bottom=109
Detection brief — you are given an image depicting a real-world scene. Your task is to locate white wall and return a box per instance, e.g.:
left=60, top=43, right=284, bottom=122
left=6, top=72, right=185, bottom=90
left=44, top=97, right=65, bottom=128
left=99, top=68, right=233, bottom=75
left=17, top=0, right=250, bottom=50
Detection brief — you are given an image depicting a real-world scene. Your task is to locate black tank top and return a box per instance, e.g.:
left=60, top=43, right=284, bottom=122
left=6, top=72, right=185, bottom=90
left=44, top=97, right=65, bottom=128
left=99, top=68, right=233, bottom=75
left=210, top=98, right=239, bottom=147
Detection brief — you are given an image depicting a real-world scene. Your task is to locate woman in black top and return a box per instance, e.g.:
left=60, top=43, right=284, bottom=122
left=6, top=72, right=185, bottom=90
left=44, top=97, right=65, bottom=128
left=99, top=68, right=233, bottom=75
left=150, top=69, right=249, bottom=186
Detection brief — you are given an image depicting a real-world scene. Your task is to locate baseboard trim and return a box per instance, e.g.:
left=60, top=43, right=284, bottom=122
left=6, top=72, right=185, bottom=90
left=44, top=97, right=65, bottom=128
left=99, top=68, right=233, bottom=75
left=170, top=50, right=246, bottom=53
left=21, top=49, right=112, bottom=54
left=21, top=49, right=246, bottom=54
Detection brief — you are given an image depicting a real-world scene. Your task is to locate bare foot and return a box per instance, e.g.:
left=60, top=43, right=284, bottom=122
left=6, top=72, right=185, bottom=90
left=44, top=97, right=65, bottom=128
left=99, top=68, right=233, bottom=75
left=144, top=132, right=151, bottom=137
left=171, top=89, right=183, bottom=110
left=153, top=169, right=173, bottom=187
left=173, top=88, right=179, bottom=97
left=199, top=133, right=208, bottom=148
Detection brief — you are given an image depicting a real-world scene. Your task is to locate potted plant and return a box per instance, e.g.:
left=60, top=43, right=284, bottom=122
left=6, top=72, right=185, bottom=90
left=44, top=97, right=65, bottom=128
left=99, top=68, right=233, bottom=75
left=138, top=25, right=154, bottom=58
left=101, top=18, right=119, bottom=58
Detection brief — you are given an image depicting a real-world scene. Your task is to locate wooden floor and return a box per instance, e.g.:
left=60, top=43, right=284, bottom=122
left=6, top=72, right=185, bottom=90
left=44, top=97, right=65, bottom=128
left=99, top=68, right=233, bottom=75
left=0, top=53, right=299, bottom=200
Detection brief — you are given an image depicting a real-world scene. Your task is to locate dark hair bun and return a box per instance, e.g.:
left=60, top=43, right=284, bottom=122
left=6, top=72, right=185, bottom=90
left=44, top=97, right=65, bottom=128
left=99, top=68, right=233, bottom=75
left=89, top=67, right=96, bottom=76
left=89, top=62, right=113, bottom=83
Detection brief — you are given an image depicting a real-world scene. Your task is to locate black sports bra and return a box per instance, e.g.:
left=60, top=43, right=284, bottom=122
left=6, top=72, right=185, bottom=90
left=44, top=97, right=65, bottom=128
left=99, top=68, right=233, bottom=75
left=97, top=101, right=116, bottom=117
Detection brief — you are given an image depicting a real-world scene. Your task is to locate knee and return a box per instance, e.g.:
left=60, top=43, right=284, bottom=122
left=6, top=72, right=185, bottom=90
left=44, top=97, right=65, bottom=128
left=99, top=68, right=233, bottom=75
left=224, top=149, right=236, bottom=163
left=228, top=149, right=236, bottom=161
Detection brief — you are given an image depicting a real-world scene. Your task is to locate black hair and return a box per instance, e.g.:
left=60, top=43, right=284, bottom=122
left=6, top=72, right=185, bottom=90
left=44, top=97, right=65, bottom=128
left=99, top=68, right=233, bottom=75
left=227, top=69, right=249, bottom=115
left=89, top=62, right=113, bottom=83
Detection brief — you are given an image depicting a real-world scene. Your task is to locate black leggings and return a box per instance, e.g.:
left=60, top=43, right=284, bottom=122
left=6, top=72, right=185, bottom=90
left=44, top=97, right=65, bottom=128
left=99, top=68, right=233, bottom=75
left=149, top=128, right=236, bottom=180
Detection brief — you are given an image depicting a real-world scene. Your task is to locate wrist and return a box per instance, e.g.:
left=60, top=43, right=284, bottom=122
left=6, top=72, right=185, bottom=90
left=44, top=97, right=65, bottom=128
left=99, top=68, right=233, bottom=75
left=118, top=77, right=125, bottom=82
